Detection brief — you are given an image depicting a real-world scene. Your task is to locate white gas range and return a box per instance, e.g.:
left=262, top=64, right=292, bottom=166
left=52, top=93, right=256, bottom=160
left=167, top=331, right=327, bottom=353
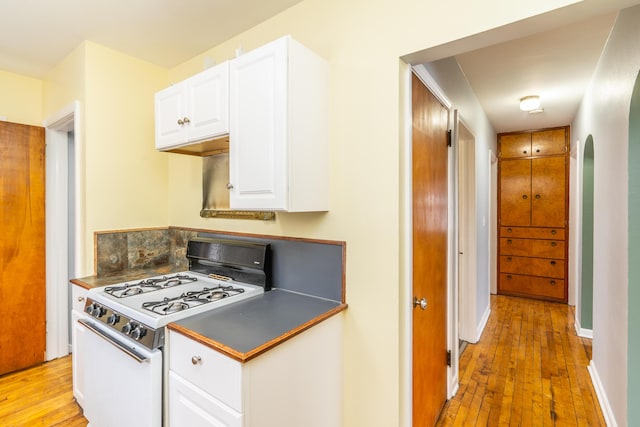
left=77, top=238, right=270, bottom=427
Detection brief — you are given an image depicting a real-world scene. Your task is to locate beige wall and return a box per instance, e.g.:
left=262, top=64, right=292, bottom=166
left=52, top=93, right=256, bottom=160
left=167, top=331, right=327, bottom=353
left=0, top=69, right=42, bottom=126
left=164, top=0, right=579, bottom=425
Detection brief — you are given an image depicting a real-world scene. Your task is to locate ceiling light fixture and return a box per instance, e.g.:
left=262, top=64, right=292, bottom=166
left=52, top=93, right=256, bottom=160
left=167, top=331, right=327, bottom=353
left=519, top=95, right=541, bottom=112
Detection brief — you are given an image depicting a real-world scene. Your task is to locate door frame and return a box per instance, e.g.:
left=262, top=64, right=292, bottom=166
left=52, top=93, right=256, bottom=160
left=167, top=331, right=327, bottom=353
left=400, top=64, right=458, bottom=426
left=43, top=101, right=83, bottom=360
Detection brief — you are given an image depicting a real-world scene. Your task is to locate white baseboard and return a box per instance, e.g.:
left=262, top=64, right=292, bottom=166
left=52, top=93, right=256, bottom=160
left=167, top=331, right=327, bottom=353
left=574, top=321, right=593, bottom=338
left=475, top=305, right=491, bottom=342
left=588, top=360, right=617, bottom=427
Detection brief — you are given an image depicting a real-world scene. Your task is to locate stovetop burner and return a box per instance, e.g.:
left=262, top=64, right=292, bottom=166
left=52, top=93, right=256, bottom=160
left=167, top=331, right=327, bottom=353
left=104, top=273, right=199, bottom=298
left=141, top=285, right=246, bottom=315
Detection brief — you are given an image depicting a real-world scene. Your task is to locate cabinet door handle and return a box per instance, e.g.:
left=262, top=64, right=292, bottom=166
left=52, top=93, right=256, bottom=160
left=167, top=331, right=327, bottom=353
left=523, top=150, right=528, bottom=154
left=183, top=117, right=190, bottom=124
left=191, top=356, right=202, bottom=365
left=177, top=118, right=184, bottom=125
left=522, top=194, right=528, bottom=200
left=536, top=148, right=540, bottom=153
left=226, top=183, right=234, bottom=190
left=77, top=296, right=85, bottom=302
left=535, top=194, right=541, bottom=199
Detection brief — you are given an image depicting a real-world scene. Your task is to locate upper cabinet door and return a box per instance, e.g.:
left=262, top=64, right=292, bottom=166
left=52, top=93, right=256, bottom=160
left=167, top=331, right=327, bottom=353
left=155, top=62, right=229, bottom=151
left=499, top=133, right=531, bottom=158
left=229, top=36, right=329, bottom=212
left=155, top=82, right=187, bottom=149
left=531, top=128, right=567, bottom=156
left=187, top=62, right=229, bottom=143
left=229, top=37, right=288, bottom=210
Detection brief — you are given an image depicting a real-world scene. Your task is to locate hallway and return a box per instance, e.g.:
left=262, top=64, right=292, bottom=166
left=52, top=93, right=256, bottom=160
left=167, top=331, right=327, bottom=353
left=436, top=295, right=605, bottom=426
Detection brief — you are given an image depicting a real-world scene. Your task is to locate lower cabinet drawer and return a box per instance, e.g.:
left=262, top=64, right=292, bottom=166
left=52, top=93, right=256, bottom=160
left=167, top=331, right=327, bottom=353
left=499, top=255, right=565, bottom=279
left=500, top=238, right=564, bottom=258
left=501, top=226, right=565, bottom=240
left=168, top=330, right=243, bottom=412
left=499, top=273, right=565, bottom=300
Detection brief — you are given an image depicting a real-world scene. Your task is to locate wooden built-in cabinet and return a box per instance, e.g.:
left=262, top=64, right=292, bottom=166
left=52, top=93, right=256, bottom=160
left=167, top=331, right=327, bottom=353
left=497, top=127, right=569, bottom=302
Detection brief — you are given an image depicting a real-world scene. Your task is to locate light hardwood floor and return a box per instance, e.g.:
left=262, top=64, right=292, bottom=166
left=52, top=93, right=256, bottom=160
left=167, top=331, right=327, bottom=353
left=436, top=295, right=605, bottom=426
left=0, top=295, right=605, bottom=426
left=0, top=355, right=86, bottom=426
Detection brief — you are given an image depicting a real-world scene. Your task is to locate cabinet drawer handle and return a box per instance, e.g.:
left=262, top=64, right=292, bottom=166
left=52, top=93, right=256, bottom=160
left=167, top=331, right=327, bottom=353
left=523, top=150, right=528, bottom=154
left=183, top=116, right=191, bottom=124
left=507, top=228, right=512, bottom=233
left=551, top=230, right=557, bottom=235
left=506, top=257, right=512, bottom=262
left=550, top=260, right=556, bottom=266
left=536, top=149, right=540, bottom=153
left=522, top=194, right=528, bottom=200
left=551, top=241, right=557, bottom=247
left=77, top=296, right=85, bottom=302
left=507, top=239, right=512, bottom=244
left=191, top=356, right=202, bottom=365
left=550, top=280, right=557, bottom=286
left=535, top=194, right=541, bottom=199
left=506, top=275, right=512, bottom=280
left=177, top=118, right=184, bottom=125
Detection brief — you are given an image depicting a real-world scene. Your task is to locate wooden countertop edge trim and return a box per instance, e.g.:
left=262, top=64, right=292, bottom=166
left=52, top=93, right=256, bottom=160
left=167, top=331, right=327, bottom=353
left=70, top=278, right=91, bottom=290
left=167, top=303, right=348, bottom=363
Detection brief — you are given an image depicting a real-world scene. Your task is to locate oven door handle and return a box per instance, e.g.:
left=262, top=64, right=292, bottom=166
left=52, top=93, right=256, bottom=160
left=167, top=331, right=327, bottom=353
left=78, top=318, right=149, bottom=363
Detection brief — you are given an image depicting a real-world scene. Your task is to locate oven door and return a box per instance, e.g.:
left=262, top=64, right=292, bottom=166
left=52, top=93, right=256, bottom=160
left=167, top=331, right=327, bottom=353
left=78, top=316, right=162, bottom=427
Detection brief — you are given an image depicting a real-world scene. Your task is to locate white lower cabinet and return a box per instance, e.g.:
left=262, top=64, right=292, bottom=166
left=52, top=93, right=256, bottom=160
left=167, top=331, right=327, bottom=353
left=70, top=283, right=88, bottom=408
left=167, top=313, right=343, bottom=427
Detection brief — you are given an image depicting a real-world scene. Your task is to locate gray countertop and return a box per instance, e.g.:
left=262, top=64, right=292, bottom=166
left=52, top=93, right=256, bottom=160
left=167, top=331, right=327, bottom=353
left=168, top=289, right=346, bottom=362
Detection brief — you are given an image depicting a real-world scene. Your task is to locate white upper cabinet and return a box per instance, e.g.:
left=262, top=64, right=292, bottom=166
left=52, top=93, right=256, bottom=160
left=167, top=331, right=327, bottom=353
left=228, top=36, right=329, bottom=212
left=155, top=62, right=229, bottom=151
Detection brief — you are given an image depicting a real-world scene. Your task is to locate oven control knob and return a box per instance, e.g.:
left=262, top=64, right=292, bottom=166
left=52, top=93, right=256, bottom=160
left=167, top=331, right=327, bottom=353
left=121, top=322, right=136, bottom=335
left=107, top=313, right=120, bottom=325
left=87, top=303, right=105, bottom=318
left=131, top=326, right=147, bottom=341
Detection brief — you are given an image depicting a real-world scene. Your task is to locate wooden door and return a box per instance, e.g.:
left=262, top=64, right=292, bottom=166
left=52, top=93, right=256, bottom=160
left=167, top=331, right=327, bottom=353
left=499, top=159, right=531, bottom=226
left=531, top=156, right=566, bottom=227
left=0, top=121, right=46, bottom=375
left=412, top=73, right=448, bottom=426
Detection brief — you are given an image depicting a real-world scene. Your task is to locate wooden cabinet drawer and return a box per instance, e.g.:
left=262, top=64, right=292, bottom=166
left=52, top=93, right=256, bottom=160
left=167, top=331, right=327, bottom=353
left=169, top=330, right=243, bottom=412
left=500, top=226, right=565, bottom=240
left=499, top=273, right=565, bottom=300
left=500, top=238, right=564, bottom=258
left=499, top=255, right=565, bottom=279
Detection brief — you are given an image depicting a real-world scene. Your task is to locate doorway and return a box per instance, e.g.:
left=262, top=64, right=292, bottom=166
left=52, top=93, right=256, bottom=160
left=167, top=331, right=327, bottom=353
left=44, top=101, right=81, bottom=360
left=579, top=135, right=594, bottom=334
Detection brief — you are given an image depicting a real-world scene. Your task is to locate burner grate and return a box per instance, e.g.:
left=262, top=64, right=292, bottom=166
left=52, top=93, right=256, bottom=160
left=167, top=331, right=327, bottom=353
left=104, top=274, right=198, bottom=298
left=141, top=285, right=245, bottom=315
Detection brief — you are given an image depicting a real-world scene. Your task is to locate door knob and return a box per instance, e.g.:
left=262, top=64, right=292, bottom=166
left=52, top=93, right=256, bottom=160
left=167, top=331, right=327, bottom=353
left=413, top=297, right=428, bottom=310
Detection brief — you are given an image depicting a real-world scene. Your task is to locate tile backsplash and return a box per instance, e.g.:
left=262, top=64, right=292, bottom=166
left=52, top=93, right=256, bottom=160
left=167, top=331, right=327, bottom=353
left=95, top=228, right=197, bottom=276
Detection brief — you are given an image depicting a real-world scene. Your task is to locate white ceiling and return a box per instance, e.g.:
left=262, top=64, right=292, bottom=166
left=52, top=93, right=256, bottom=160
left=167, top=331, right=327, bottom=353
left=454, top=12, right=618, bottom=133
left=0, top=1, right=633, bottom=135
left=0, top=0, right=304, bottom=78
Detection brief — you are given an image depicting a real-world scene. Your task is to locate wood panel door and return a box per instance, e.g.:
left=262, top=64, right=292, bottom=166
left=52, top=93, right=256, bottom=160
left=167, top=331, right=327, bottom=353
left=499, top=159, right=531, bottom=226
left=0, top=121, right=46, bottom=375
left=531, top=156, right=566, bottom=227
left=412, top=73, right=448, bottom=426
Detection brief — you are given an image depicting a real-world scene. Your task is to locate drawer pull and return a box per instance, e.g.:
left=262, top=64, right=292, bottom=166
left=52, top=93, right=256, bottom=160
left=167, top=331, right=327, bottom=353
left=550, top=280, right=557, bottom=286
left=506, top=275, right=512, bottom=280
left=535, top=194, right=541, bottom=199
left=522, top=194, right=528, bottom=200
left=507, top=239, right=512, bottom=244
left=523, top=150, right=528, bottom=154
left=191, top=356, right=202, bottom=365
left=506, top=257, right=512, bottom=262
left=551, top=241, right=557, bottom=247
left=551, top=230, right=557, bottom=235
left=507, top=228, right=512, bottom=233
left=550, top=260, right=556, bottom=266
